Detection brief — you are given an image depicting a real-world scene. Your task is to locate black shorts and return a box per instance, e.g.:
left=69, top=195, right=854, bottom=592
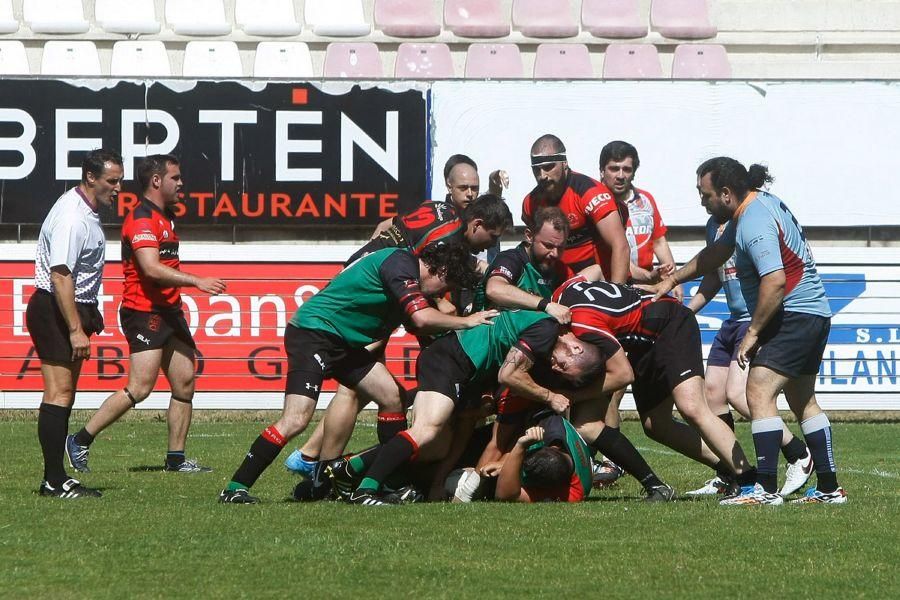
left=26, top=290, right=104, bottom=363
left=415, top=333, right=477, bottom=406
left=752, top=311, right=831, bottom=378
left=629, top=304, right=705, bottom=414
left=707, top=318, right=751, bottom=368
left=284, top=325, right=380, bottom=400
left=120, top=306, right=196, bottom=354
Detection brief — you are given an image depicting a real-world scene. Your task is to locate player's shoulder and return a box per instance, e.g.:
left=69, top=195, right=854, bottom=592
left=567, top=171, right=604, bottom=196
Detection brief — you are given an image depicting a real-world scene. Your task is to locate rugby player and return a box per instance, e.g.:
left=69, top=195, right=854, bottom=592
left=655, top=158, right=845, bottom=505
left=28, top=149, right=123, bottom=499
left=219, top=244, right=496, bottom=503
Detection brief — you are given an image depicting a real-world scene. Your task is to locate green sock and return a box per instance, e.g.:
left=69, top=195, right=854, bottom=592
left=227, top=480, right=248, bottom=492
left=358, top=477, right=380, bottom=492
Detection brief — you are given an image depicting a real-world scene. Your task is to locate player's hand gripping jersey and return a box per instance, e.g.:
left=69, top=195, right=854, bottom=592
left=552, top=277, right=680, bottom=356
left=522, top=171, right=627, bottom=273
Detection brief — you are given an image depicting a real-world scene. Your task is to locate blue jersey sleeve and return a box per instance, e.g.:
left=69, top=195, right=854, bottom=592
left=739, top=205, right=783, bottom=277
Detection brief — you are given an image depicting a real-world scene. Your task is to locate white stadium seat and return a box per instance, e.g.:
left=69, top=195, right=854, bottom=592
left=0, top=41, right=29, bottom=74
left=95, top=0, right=161, bottom=35
left=166, top=0, right=231, bottom=36
left=236, top=0, right=302, bottom=36
left=24, top=0, right=90, bottom=34
left=253, top=42, right=313, bottom=78
left=305, top=0, right=371, bottom=37
left=41, top=41, right=101, bottom=76
left=0, top=0, right=18, bottom=34
left=182, top=41, right=243, bottom=77
left=111, top=41, right=172, bottom=77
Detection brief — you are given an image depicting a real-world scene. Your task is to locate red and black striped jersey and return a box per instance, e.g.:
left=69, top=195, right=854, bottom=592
left=522, top=171, right=628, bottom=274
left=121, top=199, right=181, bottom=311
left=552, top=277, right=680, bottom=353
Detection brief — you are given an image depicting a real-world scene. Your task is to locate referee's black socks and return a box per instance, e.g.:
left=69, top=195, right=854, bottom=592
left=38, top=403, right=71, bottom=487
left=72, top=427, right=95, bottom=447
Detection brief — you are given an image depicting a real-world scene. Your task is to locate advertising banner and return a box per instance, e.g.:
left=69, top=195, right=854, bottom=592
left=0, top=79, right=428, bottom=226
left=0, top=261, right=421, bottom=393
left=429, top=80, right=900, bottom=227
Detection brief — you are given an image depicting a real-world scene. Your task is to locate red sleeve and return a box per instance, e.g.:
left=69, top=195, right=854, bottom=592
left=521, top=194, right=533, bottom=225
left=551, top=275, right=587, bottom=303
left=123, top=216, right=160, bottom=251
left=579, top=185, right=618, bottom=225
left=644, top=191, right=668, bottom=240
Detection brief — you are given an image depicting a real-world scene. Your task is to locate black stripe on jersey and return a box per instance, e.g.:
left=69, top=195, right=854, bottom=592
left=158, top=241, right=179, bottom=259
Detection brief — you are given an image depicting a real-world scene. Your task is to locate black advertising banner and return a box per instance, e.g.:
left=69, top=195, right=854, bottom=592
left=0, top=79, right=427, bottom=225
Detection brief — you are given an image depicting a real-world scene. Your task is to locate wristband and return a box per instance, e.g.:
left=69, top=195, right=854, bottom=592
left=537, top=298, right=549, bottom=312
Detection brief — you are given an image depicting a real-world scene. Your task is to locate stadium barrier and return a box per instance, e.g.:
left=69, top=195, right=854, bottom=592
left=2, top=243, right=897, bottom=411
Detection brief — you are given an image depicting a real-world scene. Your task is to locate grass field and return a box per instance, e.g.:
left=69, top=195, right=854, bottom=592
left=1, top=410, right=898, bottom=598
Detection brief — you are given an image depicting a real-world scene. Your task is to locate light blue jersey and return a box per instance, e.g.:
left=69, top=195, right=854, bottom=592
left=706, top=218, right=749, bottom=321
left=733, top=191, right=831, bottom=318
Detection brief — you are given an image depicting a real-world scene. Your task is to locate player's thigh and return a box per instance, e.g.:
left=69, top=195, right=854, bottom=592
left=127, top=348, right=165, bottom=398
left=670, top=375, right=712, bottom=423
left=353, top=362, right=402, bottom=409
left=704, top=365, right=730, bottom=414
left=745, top=365, right=790, bottom=418
left=161, top=338, right=197, bottom=397
left=724, top=360, right=751, bottom=418
left=407, top=391, right=456, bottom=444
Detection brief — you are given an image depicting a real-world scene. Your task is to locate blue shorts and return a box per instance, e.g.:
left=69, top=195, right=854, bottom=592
left=752, top=311, right=831, bottom=378
left=707, top=319, right=751, bottom=368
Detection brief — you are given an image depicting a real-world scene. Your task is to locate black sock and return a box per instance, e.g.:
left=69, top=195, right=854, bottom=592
left=801, top=413, right=839, bottom=493
left=73, top=427, right=95, bottom=447
left=166, top=451, right=186, bottom=468
left=348, top=445, right=381, bottom=475
left=717, top=412, right=735, bottom=432
left=358, top=434, right=416, bottom=492
left=38, top=403, right=71, bottom=487
left=737, top=466, right=757, bottom=487
left=376, top=411, right=408, bottom=444
left=781, top=436, right=808, bottom=463
left=230, top=432, right=284, bottom=489
left=590, top=427, right=661, bottom=491
left=300, top=452, right=317, bottom=462
left=712, top=460, right=733, bottom=482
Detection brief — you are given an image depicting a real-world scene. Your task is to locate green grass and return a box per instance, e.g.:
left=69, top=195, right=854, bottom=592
left=1, top=411, right=898, bottom=598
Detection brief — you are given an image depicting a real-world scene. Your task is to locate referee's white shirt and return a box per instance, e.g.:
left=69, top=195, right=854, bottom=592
left=34, top=187, right=106, bottom=304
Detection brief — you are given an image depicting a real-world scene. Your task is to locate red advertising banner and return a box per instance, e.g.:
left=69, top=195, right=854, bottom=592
left=0, top=262, right=420, bottom=392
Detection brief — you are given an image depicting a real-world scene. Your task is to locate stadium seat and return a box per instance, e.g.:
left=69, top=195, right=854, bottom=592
left=533, top=43, right=594, bottom=79
left=444, top=0, right=510, bottom=38
left=395, top=43, right=454, bottom=78
left=465, top=43, right=524, bottom=79
left=602, top=43, right=663, bottom=78
left=323, top=42, right=383, bottom=78
left=254, top=42, right=314, bottom=78
left=0, top=41, right=29, bottom=74
left=650, top=0, right=717, bottom=39
left=110, top=41, right=171, bottom=77
left=235, top=0, right=302, bottom=36
left=24, top=0, right=90, bottom=34
left=582, top=0, right=648, bottom=39
left=305, top=0, right=372, bottom=37
left=95, top=0, right=161, bottom=35
left=41, top=41, right=101, bottom=76
left=0, top=0, right=18, bottom=34
left=166, top=0, right=231, bottom=36
left=513, top=0, right=579, bottom=38
left=182, top=41, right=243, bottom=77
left=375, top=0, right=441, bottom=38
left=672, top=43, right=731, bottom=78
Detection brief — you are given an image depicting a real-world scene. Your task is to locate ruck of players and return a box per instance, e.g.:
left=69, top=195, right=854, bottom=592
left=30, top=140, right=846, bottom=507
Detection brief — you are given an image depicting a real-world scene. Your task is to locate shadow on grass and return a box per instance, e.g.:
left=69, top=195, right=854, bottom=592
left=127, top=465, right=166, bottom=472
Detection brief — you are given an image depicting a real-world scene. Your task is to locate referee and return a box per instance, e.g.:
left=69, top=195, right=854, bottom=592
left=26, top=149, right=123, bottom=499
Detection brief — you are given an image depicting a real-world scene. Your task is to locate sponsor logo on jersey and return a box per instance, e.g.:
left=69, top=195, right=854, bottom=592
left=131, top=232, right=156, bottom=243
left=584, top=192, right=612, bottom=212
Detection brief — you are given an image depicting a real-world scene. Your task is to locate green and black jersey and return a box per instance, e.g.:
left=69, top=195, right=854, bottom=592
left=474, top=242, right=574, bottom=311
left=291, top=248, right=429, bottom=347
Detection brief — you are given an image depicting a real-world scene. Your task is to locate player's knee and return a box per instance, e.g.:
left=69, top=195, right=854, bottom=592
left=124, top=387, right=149, bottom=406
left=171, top=394, right=193, bottom=404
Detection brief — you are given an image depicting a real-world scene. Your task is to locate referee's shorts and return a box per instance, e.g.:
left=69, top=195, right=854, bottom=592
left=26, top=289, right=104, bottom=363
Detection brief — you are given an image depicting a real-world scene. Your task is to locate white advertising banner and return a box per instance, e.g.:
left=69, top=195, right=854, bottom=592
left=429, top=80, right=900, bottom=227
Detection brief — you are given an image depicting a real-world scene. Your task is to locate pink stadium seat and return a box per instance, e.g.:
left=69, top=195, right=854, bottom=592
left=602, top=43, right=663, bottom=78
left=395, top=43, right=455, bottom=78
left=444, top=0, right=510, bottom=38
left=465, top=43, right=524, bottom=79
left=375, top=0, right=441, bottom=38
left=582, top=0, right=647, bottom=39
left=324, top=43, right=384, bottom=78
left=513, top=0, right=579, bottom=38
left=650, top=0, right=717, bottom=39
left=672, top=44, right=731, bottom=78
left=533, top=44, right=594, bottom=79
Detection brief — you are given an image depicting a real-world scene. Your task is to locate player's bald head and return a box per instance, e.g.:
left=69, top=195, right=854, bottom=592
left=531, top=134, right=566, bottom=157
